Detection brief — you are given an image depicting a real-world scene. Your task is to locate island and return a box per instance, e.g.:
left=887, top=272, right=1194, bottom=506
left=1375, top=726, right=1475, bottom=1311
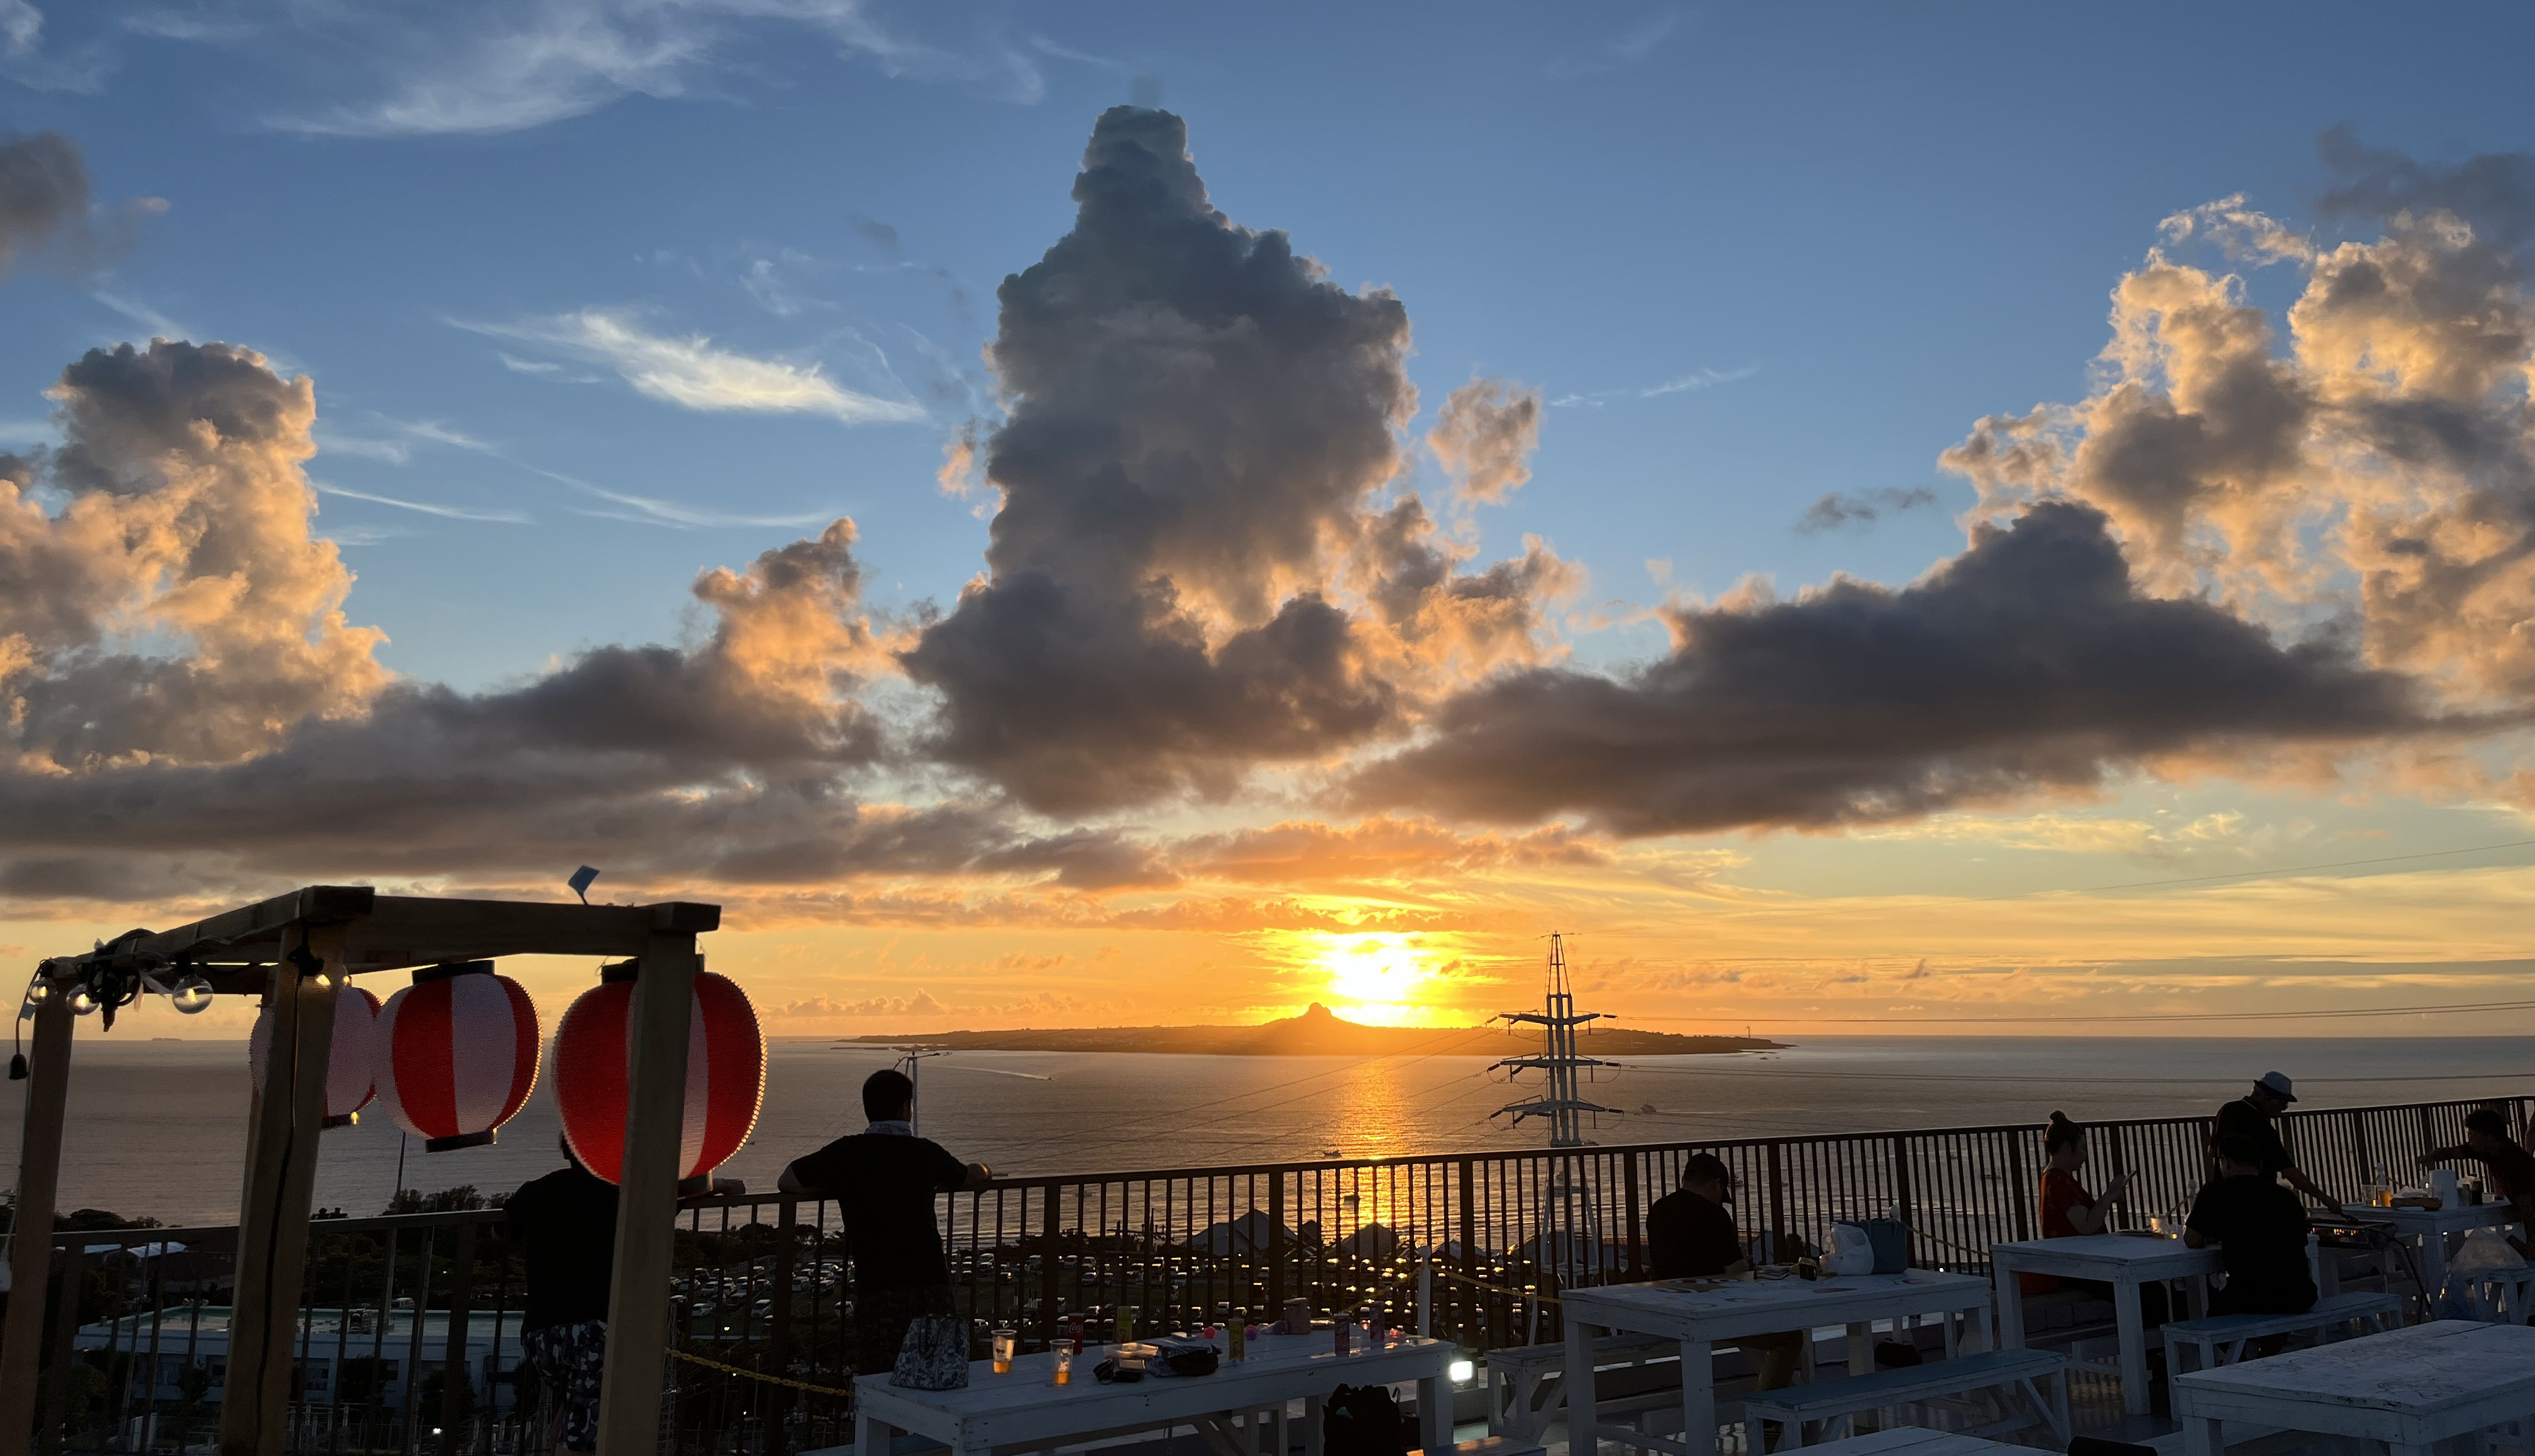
left=830, top=1001, right=1784, bottom=1056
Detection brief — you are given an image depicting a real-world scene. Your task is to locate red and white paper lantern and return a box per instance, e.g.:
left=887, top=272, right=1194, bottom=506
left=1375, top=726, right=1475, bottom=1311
left=554, top=966, right=765, bottom=1184
left=248, top=984, right=382, bottom=1128
left=378, top=961, right=540, bottom=1152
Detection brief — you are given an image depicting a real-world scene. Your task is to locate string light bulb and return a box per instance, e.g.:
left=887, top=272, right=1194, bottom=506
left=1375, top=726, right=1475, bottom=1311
left=170, top=974, right=215, bottom=1015
left=67, top=986, right=99, bottom=1017
left=25, top=981, right=50, bottom=1004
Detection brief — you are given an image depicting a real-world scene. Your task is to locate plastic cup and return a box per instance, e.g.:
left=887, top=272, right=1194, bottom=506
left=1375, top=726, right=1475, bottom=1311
left=1052, top=1345, right=1073, bottom=1386
left=992, top=1328, right=1016, bottom=1375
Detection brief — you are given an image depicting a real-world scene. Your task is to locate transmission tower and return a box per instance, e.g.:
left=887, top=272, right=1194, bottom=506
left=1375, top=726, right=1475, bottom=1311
left=1491, top=933, right=1621, bottom=1147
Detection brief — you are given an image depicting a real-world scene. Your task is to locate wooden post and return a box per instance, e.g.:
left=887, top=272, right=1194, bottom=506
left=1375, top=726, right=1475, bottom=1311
left=0, top=991, right=75, bottom=1453
left=594, top=931, right=697, bottom=1456
left=219, top=921, right=346, bottom=1456
left=766, top=1198, right=799, bottom=1456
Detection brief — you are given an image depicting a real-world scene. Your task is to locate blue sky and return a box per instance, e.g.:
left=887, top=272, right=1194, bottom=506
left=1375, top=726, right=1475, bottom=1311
left=13, top=1, right=2535, bottom=1035
left=8, top=2, right=2522, bottom=691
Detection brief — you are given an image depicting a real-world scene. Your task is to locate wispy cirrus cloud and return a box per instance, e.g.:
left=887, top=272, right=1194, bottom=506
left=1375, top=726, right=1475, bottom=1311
left=254, top=0, right=1046, bottom=138
left=1549, top=365, right=1755, bottom=409
left=1548, top=10, right=1685, bottom=80
left=455, top=306, right=927, bottom=424
left=314, top=481, right=533, bottom=524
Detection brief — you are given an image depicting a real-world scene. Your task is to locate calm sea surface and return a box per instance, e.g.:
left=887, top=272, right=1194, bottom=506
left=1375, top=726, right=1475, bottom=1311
left=6, top=1034, right=2530, bottom=1225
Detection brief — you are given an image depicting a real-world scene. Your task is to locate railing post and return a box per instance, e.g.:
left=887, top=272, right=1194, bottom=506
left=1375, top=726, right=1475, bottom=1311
left=1888, top=1135, right=1916, bottom=1265
left=766, top=1198, right=798, bottom=1456
left=223, top=919, right=348, bottom=1456
left=595, top=928, right=699, bottom=1456
left=1621, top=1154, right=1642, bottom=1274
left=1455, top=1159, right=1477, bottom=1350
left=0, top=990, right=74, bottom=1455
left=1765, top=1142, right=1789, bottom=1256
left=1037, top=1185, right=1061, bottom=1352
left=437, top=1220, right=476, bottom=1456
left=2002, top=1128, right=2033, bottom=1242
left=1267, top=1174, right=1287, bottom=1319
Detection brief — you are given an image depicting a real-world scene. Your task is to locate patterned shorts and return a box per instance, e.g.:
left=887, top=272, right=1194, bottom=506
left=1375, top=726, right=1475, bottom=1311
left=522, top=1319, right=607, bottom=1453
left=853, top=1285, right=954, bottom=1376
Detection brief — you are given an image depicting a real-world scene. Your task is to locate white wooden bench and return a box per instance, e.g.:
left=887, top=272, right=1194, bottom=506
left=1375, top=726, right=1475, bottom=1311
left=1429, top=1437, right=1545, bottom=1456
left=1740, top=1349, right=2070, bottom=1452
left=2160, top=1291, right=2402, bottom=1374
left=1483, top=1336, right=1681, bottom=1443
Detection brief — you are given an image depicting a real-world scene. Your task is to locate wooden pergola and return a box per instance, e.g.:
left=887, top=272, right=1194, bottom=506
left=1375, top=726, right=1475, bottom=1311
left=0, top=885, right=720, bottom=1456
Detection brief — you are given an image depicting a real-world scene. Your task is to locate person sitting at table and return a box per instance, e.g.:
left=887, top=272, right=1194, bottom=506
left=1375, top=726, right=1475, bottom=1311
left=1646, top=1152, right=1804, bottom=1389
left=2187, top=1132, right=2317, bottom=1354
left=2024, top=1112, right=2170, bottom=1326
left=2417, top=1106, right=2535, bottom=1255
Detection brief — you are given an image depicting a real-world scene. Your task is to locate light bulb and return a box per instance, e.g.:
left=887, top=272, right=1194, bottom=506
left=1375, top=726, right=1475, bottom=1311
left=170, top=974, right=214, bottom=1015
left=25, top=982, right=50, bottom=1003
left=67, top=987, right=99, bottom=1017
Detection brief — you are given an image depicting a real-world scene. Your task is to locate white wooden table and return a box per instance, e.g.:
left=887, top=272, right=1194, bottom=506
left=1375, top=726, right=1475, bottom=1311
left=851, top=1333, right=1454, bottom=1456
left=1560, top=1272, right=1994, bottom=1456
left=2334, top=1201, right=2517, bottom=1297
left=1770, top=1428, right=2042, bottom=1456
left=1990, top=1233, right=2218, bottom=1416
left=2175, top=1320, right=2535, bottom=1456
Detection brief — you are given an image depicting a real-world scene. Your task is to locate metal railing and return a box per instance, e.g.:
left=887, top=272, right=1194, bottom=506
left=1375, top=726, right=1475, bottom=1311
left=25, top=1093, right=2529, bottom=1453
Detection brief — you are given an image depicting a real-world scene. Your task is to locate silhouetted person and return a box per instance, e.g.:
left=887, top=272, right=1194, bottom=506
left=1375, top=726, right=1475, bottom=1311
left=2215, top=1072, right=2340, bottom=1208
left=2030, top=1113, right=2169, bottom=1321
left=2420, top=1106, right=2535, bottom=1255
left=1646, top=1152, right=1801, bottom=1389
left=2187, top=1132, right=2317, bottom=1354
left=507, top=1135, right=617, bottom=1455
left=780, top=1069, right=992, bottom=1373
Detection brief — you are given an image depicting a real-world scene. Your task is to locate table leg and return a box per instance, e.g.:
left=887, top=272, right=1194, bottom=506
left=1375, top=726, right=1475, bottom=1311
left=1994, top=1259, right=2027, bottom=1350
left=1305, top=1394, right=1325, bottom=1456
left=1843, top=1321, right=1870, bottom=1381
left=1418, top=1374, right=1449, bottom=1452
left=855, top=1410, right=888, bottom=1456
left=2417, top=1231, right=2451, bottom=1301
left=1676, top=1338, right=1715, bottom=1456
left=2115, top=1277, right=2150, bottom=1417
left=1565, top=1315, right=1598, bottom=1456
left=2181, top=1413, right=2222, bottom=1456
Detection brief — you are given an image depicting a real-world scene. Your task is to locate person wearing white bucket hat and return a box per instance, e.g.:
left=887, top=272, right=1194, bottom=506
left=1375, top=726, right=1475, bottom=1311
left=2214, top=1071, right=2341, bottom=1208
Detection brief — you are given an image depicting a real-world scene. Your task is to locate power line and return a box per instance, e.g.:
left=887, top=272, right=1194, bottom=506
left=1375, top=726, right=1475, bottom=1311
left=1967, top=837, right=2535, bottom=902
left=1616, top=1065, right=2535, bottom=1086
left=1632, top=996, right=2535, bottom=1025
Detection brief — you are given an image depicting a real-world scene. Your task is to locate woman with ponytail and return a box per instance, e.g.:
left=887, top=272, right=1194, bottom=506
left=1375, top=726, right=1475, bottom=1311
left=2025, top=1111, right=2168, bottom=1325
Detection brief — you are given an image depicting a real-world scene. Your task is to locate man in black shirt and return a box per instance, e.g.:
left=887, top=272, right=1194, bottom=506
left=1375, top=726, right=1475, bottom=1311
left=2418, top=1106, right=2535, bottom=1255
left=508, top=1137, right=620, bottom=1454
left=1645, top=1154, right=1800, bottom=1389
left=780, top=1069, right=993, bottom=1372
left=2187, top=1133, right=2317, bottom=1335
left=2214, top=1072, right=2340, bottom=1208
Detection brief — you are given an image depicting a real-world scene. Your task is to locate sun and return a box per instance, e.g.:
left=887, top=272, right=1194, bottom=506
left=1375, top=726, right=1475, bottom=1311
left=1314, top=934, right=1448, bottom=1026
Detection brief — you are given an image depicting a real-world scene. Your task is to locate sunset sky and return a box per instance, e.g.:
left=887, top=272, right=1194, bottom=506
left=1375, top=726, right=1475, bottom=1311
left=8, top=3, right=2535, bottom=1039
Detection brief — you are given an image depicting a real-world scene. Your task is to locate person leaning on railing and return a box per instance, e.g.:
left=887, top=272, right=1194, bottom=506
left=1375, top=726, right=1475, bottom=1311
left=2418, top=1106, right=2535, bottom=1255
left=778, top=1068, right=995, bottom=1374
left=507, top=1134, right=622, bottom=1456
left=1645, top=1153, right=1803, bottom=1389
left=2023, top=1113, right=2170, bottom=1326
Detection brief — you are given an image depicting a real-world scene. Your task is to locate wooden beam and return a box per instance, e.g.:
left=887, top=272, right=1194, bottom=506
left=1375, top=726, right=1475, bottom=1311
left=0, top=992, right=74, bottom=1452
left=218, top=921, right=345, bottom=1456
left=82, top=890, right=722, bottom=977
left=595, top=931, right=698, bottom=1456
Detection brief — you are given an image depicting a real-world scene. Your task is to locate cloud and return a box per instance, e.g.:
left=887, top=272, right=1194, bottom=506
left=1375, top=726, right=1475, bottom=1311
left=1549, top=365, right=1755, bottom=409
left=1943, top=131, right=2535, bottom=714
left=1427, top=377, right=1542, bottom=505
left=902, top=108, right=1567, bottom=813
left=458, top=307, right=927, bottom=424
left=258, top=0, right=1037, bottom=138
left=1794, top=485, right=1938, bottom=534
left=314, top=482, right=533, bottom=524
left=1549, top=11, right=1684, bottom=80
left=0, top=131, right=163, bottom=279
left=1349, top=502, right=2439, bottom=836
left=773, top=991, right=947, bottom=1020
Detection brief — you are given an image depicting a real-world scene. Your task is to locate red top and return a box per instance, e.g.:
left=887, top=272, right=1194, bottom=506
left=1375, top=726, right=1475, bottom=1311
left=2019, top=1166, right=2092, bottom=1294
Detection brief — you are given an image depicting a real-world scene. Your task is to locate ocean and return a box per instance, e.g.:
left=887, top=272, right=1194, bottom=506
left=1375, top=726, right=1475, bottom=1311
left=9, top=1034, right=2531, bottom=1226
